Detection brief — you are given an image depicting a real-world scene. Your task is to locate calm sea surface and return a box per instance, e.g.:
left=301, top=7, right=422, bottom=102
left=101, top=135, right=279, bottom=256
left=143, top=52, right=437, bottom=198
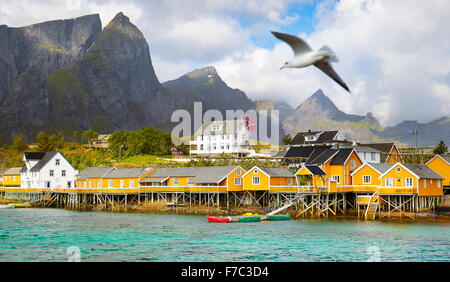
left=0, top=208, right=449, bottom=262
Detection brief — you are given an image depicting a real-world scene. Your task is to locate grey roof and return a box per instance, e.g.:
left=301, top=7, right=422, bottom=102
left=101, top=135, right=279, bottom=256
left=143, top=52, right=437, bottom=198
left=103, top=167, right=152, bottom=179
left=369, top=163, right=394, bottom=174
left=405, top=164, right=444, bottom=180
left=259, top=167, right=295, bottom=177
left=2, top=167, right=23, bottom=175
left=30, top=152, right=59, bottom=172
left=140, top=166, right=240, bottom=184
left=194, top=120, right=246, bottom=136
left=141, top=177, right=169, bottom=183
left=439, top=155, right=450, bottom=164
left=77, top=167, right=115, bottom=180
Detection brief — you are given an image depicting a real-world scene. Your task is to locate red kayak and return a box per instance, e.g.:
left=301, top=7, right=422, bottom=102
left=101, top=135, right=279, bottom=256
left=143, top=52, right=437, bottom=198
left=207, top=216, right=231, bottom=223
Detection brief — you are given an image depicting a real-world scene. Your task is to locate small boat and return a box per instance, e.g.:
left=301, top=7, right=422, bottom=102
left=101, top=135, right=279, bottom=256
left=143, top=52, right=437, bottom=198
left=267, top=215, right=291, bottom=221
left=207, top=216, right=231, bottom=223
left=238, top=216, right=261, bottom=223
left=9, top=203, right=31, bottom=208
left=0, top=205, right=16, bottom=209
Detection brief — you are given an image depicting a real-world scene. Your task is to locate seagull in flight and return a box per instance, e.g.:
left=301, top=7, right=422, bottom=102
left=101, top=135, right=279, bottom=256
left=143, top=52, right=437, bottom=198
left=272, top=31, right=351, bottom=93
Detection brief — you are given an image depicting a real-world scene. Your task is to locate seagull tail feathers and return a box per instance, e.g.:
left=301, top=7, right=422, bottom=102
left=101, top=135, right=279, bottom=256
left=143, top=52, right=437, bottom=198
left=320, top=45, right=339, bottom=63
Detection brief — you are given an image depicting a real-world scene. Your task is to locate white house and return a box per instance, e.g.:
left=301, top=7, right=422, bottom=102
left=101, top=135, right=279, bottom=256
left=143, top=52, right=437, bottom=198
left=353, top=146, right=382, bottom=164
left=190, top=120, right=253, bottom=157
left=21, top=152, right=79, bottom=190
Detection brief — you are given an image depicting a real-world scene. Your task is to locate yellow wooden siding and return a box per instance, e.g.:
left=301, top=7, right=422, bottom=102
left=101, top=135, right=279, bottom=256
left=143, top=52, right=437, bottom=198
left=226, top=167, right=246, bottom=192
left=243, top=168, right=269, bottom=191
left=351, top=165, right=381, bottom=192
left=379, top=164, right=418, bottom=194
left=427, top=157, right=450, bottom=187
left=3, top=174, right=21, bottom=187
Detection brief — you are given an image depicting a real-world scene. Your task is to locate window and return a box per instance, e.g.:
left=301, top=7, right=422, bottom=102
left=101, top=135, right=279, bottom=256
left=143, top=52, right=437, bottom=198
left=430, top=179, right=433, bottom=184
left=423, top=179, right=427, bottom=188
left=49, top=170, right=54, bottom=177
left=55, top=159, right=60, bottom=166
left=67, top=181, right=71, bottom=188
left=236, top=169, right=241, bottom=176
left=13, top=176, right=16, bottom=181
left=108, top=180, right=113, bottom=188
left=173, top=178, right=179, bottom=185
left=120, top=180, right=124, bottom=188
left=62, top=170, right=66, bottom=177
left=254, top=169, right=258, bottom=174
left=188, top=178, right=193, bottom=185
left=405, top=178, right=414, bottom=187
left=252, top=177, right=260, bottom=185
left=386, top=178, right=394, bottom=187
left=234, top=178, right=241, bottom=185
left=46, top=181, right=51, bottom=188
left=397, top=167, right=401, bottom=172
left=363, top=175, right=372, bottom=184
left=350, top=160, right=356, bottom=169
left=288, top=178, right=293, bottom=185
left=371, top=153, right=376, bottom=161
left=332, top=175, right=340, bottom=184
left=437, top=180, right=441, bottom=188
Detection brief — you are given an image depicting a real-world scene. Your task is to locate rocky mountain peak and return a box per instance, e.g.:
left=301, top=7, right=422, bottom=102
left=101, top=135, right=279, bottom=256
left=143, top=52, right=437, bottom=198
left=186, top=66, right=219, bottom=79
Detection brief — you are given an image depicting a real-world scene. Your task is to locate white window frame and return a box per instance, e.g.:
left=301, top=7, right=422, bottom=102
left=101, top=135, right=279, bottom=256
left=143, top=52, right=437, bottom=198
left=423, top=179, right=427, bottom=188
left=386, top=178, right=394, bottom=187
left=55, top=159, right=60, bottom=166
left=332, top=175, right=340, bottom=184
left=236, top=169, right=241, bottom=176
left=350, top=160, right=356, bottom=169
left=173, top=178, right=179, bottom=185
left=252, top=177, right=260, bottom=185
left=62, top=170, right=66, bottom=177
left=254, top=169, right=258, bottom=174
left=405, top=178, right=414, bottom=187
left=437, top=180, right=441, bottom=188
left=363, top=175, right=371, bottom=184
left=49, top=170, right=54, bottom=177
left=234, top=177, right=241, bottom=185
left=288, top=178, right=293, bottom=185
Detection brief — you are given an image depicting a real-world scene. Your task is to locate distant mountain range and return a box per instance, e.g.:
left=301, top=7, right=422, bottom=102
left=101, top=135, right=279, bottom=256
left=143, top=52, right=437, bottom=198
left=0, top=13, right=448, bottom=147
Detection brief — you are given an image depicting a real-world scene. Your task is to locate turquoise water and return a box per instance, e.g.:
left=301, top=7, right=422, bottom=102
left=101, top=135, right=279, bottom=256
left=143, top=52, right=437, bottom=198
left=0, top=209, right=449, bottom=262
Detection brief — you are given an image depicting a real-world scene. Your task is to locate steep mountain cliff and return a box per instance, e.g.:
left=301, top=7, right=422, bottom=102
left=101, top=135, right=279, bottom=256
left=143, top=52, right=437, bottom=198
left=282, top=89, right=384, bottom=142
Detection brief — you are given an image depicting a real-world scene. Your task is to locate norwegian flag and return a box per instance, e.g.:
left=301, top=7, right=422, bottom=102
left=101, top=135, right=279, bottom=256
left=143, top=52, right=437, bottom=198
left=242, top=116, right=256, bottom=131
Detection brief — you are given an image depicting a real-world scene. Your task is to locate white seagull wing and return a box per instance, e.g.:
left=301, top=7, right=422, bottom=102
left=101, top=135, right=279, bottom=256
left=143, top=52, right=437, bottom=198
left=314, top=61, right=351, bottom=93
left=271, top=31, right=312, bottom=55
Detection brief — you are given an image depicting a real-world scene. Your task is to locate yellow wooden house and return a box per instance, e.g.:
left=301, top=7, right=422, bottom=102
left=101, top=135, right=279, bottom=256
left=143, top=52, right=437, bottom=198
left=75, top=167, right=116, bottom=192
left=351, top=163, right=394, bottom=192
left=242, top=166, right=296, bottom=193
left=139, top=166, right=246, bottom=193
left=304, top=148, right=363, bottom=193
left=426, top=155, right=450, bottom=187
left=100, top=167, right=154, bottom=193
left=378, top=163, right=444, bottom=196
left=295, top=165, right=326, bottom=193
left=1, top=167, right=22, bottom=188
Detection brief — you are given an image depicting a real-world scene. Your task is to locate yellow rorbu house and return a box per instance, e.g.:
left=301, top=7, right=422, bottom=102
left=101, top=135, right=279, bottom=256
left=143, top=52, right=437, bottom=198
left=139, top=166, right=246, bottom=193
left=426, top=155, right=450, bottom=188
left=242, top=167, right=296, bottom=193
left=299, top=148, right=363, bottom=193
left=1, top=167, right=22, bottom=189
left=377, top=163, right=444, bottom=196
left=72, top=167, right=153, bottom=194
left=351, top=163, right=394, bottom=193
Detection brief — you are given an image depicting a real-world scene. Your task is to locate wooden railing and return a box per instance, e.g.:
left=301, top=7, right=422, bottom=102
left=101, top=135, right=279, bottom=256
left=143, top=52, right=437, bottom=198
left=140, top=186, right=228, bottom=193
left=269, top=186, right=325, bottom=193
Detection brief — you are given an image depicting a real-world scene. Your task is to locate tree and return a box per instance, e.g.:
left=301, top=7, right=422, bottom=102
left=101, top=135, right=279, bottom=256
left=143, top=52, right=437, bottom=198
left=82, top=130, right=99, bottom=147
left=11, top=135, right=27, bottom=151
left=282, top=134, right=292, bottom=145
left=434, top=140, right=448, bottom=155
left=36, top=132, right=52, bottom=152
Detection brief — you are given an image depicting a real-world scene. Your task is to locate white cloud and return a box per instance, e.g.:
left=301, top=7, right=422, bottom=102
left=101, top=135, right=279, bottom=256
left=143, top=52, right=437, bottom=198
left=1, top=0, right=450, bottom=126
left=215, top=0, right=450, bottom=126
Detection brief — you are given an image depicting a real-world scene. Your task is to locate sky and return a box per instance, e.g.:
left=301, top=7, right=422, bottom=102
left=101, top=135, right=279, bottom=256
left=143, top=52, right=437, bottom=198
left=1, top=0, right=450, bottom=127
